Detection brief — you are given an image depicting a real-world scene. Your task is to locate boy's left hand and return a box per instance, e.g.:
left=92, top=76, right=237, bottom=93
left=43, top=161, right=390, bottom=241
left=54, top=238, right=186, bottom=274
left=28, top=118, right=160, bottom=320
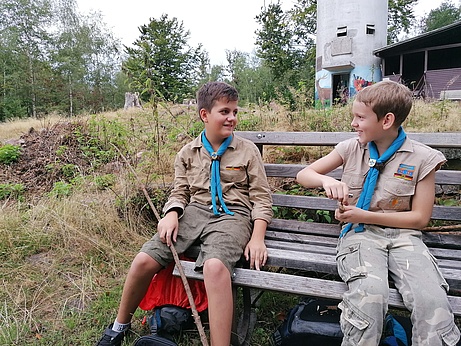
left=244, top=239, right=267, bottom=271
left=334, top=205, right=365, bottom=224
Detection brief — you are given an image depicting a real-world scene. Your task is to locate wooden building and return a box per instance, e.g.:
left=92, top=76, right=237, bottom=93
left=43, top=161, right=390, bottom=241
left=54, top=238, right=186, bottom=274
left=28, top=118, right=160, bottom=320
left=374, top=21, right=461, bottom=100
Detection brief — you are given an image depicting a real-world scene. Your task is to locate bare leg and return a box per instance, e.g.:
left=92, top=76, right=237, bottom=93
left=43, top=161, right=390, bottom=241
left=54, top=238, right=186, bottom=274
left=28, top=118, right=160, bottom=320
left=204, top=258, right=233, bottom=346
left=116, top=252, right=163, bottom=323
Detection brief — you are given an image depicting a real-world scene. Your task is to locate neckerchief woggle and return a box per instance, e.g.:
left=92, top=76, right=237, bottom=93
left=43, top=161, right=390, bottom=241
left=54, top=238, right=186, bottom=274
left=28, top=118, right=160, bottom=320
left=339, top=126, right=407, bottom=238
left=201, top=131, right=234, bottom=216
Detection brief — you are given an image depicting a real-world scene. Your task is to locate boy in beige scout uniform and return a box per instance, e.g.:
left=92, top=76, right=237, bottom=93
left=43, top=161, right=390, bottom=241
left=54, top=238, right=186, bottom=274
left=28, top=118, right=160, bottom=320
left=95, top=81, right=273, bottom=346
left=296, top=80, right=460, bottom=345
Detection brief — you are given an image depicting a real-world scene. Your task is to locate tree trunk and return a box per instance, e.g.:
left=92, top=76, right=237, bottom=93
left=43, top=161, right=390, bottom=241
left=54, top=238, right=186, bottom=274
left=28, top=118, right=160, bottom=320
left=124, top=92, right=143, bottom=109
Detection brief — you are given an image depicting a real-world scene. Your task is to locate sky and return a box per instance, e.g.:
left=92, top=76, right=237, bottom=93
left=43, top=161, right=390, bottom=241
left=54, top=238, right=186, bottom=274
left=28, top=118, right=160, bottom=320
left=76, top=0, right=450, bottom=66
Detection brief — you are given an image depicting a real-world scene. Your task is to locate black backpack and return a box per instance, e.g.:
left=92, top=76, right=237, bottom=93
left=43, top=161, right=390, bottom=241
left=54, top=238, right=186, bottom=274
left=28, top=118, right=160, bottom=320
left=133, top=305, right=193, bottom=346
left=272, top=297, right=343, bottom=346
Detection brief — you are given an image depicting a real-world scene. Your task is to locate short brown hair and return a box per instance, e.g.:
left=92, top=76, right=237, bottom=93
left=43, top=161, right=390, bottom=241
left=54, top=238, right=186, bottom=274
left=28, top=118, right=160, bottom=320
left=196, top=82, right=239, bottom=115
left=355, top=80, right=413, bottom=126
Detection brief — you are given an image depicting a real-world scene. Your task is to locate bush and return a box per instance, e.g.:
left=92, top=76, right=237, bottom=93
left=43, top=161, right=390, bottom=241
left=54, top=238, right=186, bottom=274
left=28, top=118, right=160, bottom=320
left=0, top=144, right=21, bottom=164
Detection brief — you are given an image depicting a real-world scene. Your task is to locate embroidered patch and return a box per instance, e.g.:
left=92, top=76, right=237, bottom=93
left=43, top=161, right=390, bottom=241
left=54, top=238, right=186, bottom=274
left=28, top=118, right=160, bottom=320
left=225, top=166, right=243, bottom=171
left=394, top=163, right=415, bottom=181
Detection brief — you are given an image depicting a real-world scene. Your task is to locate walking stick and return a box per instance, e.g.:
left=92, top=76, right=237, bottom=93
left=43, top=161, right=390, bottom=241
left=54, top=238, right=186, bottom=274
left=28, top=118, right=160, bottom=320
left=114, top=146, right=209, bottom=346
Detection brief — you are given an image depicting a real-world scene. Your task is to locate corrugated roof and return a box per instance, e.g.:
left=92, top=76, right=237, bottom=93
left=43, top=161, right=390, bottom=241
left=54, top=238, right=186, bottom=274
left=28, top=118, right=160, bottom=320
left=374, top=20, right=461, bottom=57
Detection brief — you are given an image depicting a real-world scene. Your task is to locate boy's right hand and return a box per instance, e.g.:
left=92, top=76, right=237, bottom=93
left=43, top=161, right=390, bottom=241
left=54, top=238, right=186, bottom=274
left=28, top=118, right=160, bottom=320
left=157, top=211, right=179, bottom=247
left=322, top=177, right=350, bottom=206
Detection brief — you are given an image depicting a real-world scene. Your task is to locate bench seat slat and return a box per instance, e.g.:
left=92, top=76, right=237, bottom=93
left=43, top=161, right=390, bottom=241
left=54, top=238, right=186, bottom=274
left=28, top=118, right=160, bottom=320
left=173, top=261, right=461, bottom=316
left=264, top=238, right=461, bottom=263
left=265, top=248, right=461, bottom=291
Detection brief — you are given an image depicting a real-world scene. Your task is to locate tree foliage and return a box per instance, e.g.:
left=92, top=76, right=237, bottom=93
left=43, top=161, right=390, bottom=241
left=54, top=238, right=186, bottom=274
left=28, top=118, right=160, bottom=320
left=419, top=0, right=461, bottom=33
left=0, top=0, right=124, bottom=120
left=123, top=14, right=207, bottom=103
left=255, top=0, right=316, bottom=109
left=387, top=0, right=418, bottom=43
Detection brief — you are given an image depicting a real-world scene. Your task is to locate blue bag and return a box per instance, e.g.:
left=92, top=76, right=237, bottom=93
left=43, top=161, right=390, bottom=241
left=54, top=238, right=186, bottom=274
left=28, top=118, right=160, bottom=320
left=379, top=314, right=412, bottom=346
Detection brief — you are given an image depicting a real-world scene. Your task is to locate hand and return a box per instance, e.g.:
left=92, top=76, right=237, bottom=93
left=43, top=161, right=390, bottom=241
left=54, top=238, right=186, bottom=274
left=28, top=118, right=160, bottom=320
left=157, top=211, right=179, bottom=247
left=322, top=178, right=350, bottom=205
left=244, top=239, right=267, bottom=271
left=334, top=205, right=365, bottom=224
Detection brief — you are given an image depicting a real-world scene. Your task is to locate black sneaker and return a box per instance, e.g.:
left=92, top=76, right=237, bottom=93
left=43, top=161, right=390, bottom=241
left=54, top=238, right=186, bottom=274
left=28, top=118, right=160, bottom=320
left=95, top=323, right=130, bottom=346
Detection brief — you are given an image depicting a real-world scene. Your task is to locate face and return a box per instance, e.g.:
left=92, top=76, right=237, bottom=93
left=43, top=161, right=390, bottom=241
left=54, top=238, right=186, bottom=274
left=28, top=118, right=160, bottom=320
left=200, top=98, right=238, bottom=143
left=351, top=100, right=385, bottom=144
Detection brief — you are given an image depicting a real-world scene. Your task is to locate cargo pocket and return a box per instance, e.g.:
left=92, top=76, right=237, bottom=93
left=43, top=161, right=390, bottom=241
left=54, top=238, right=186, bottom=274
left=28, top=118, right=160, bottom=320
left=424, top=250, right=449, bottom=293
left=336, top=243, right=367, bottom=283
left=439, top=322, right=461, bottom=346
left=339, top=299, right=371, bottom=344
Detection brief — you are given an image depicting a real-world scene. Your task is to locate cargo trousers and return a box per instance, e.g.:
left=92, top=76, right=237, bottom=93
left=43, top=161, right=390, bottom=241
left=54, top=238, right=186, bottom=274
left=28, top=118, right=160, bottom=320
left=336, top=225, right=460, bottom=346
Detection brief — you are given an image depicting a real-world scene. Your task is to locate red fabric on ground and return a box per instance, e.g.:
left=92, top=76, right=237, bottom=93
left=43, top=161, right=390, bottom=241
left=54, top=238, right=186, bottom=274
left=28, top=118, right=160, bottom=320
left=139, top=258, right=208, bottom=312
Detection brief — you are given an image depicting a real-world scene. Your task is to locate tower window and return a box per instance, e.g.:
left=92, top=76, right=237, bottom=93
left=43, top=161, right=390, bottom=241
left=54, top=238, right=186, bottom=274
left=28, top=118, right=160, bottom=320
left=366, top=24, right=375, bottom=35
left=337, top=26, right=347, bottom=37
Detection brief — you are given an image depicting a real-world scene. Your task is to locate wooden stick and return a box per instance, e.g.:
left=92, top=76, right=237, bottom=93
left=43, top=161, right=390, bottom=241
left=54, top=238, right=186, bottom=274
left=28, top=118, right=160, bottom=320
left=422, top=224, right=461, bottom=232
left=169, top=242, right=209, bottom=346
left=113, top=145, right=209, bottom=346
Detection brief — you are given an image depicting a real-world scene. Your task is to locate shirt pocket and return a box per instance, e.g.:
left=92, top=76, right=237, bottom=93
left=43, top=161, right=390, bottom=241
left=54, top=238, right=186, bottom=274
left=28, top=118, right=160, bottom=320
left=341, top=173, right=364, bottom=206
left=220, top=165, right=248, bottom=193
left=378, top=178, right=415, bottom=211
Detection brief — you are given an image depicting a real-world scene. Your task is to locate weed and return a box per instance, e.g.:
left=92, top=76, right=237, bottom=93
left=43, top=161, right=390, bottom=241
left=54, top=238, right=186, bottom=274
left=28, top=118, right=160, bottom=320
left=94, top=174, right=116, bottom=190
left=0, top=144, right=21, bottom=164
left=48, top=181, right=73, bottom=198
left=0, top=183, right=25, bottom=200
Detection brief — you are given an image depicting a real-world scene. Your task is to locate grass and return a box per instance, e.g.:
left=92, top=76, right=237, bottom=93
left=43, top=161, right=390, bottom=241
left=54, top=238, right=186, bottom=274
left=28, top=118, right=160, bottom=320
left=0, top=99, right=460, bottom=345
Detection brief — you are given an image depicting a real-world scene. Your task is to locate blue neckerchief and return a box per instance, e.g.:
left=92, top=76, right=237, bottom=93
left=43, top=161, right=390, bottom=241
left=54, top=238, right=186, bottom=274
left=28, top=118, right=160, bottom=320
left=201, top=131, right=234, bottom=216
left=339, top=126, right=407, bottom=238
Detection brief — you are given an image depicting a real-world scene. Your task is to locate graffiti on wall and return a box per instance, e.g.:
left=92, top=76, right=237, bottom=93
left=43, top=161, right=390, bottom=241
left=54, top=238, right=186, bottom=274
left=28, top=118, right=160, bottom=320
left=353, top=74, right=373, bottom=92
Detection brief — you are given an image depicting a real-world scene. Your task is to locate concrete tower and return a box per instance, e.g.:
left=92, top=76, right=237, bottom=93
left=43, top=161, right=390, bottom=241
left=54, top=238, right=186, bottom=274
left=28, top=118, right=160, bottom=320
left=315, top=0, right=388, bottom=107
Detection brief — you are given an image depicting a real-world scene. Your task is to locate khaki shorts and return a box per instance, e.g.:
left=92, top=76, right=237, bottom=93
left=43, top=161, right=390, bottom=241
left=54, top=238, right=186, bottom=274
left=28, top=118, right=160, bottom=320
left=140, top=202, right=252, bottom=275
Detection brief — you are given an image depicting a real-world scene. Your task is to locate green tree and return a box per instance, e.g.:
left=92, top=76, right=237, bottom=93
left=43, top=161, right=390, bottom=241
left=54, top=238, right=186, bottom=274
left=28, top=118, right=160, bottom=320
left=419, top=0, right=461, bottom=33
left=224, top=50, right=276, bottom=104
left=387, top=0, right=419, bottom=43
left=255, top=0, right=316, bottom=108
left=52, top=0, right=124, bottom=114
left=123, top=14, right=207, bottom=104
left=0, top=0, right=125, bottom=119
left=0, top=0, right=54, bottom=118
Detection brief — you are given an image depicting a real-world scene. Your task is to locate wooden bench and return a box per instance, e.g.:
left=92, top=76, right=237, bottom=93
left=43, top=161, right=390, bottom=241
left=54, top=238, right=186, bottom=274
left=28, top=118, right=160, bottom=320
left=174, top=131, right=461, bottom=345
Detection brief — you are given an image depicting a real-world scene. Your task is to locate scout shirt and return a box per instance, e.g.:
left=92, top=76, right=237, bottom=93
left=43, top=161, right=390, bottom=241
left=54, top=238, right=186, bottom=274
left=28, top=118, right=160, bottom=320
left=336, top=137, right=446, bottom=213
left=162, top=134, right=273, bottom=224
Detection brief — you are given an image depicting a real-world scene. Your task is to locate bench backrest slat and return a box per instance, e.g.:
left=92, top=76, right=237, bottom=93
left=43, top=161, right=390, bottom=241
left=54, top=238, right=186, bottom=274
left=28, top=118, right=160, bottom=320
left=272, top=194, right=461, bottom=222
left=265, top=163, right=460, bottom=185
left=236, top=131, right=461, bottom=149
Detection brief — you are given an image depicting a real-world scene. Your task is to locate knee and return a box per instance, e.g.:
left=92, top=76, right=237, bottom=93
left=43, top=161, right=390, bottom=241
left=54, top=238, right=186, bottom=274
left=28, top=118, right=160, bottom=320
left=203, top=258, right=230, bottom=284
left=130, top=252, right=161, bottom=274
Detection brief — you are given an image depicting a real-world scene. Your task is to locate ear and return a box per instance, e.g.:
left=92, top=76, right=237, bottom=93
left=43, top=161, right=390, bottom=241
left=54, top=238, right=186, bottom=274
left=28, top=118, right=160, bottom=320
left=199, top=108, right=208, bottom=122
left=382, top=112, right=395, bottom=130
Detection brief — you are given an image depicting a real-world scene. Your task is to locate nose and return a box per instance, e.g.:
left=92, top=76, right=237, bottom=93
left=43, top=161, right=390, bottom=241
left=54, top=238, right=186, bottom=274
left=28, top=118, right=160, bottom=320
left=227, top=113, right=236, bottom=121
left=351, top=117, right=357, bottom=128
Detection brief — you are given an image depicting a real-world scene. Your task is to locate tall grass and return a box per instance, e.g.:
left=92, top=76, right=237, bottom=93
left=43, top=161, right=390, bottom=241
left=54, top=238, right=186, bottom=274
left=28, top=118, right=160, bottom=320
left=0, top=100, right=460, bottom=345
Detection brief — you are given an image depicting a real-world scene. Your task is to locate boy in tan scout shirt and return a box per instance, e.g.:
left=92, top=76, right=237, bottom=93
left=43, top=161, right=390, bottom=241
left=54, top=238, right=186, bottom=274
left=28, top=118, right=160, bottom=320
left=95, top=81, right=273, bottom=346
left=296, top=80, right=460, bottom=345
